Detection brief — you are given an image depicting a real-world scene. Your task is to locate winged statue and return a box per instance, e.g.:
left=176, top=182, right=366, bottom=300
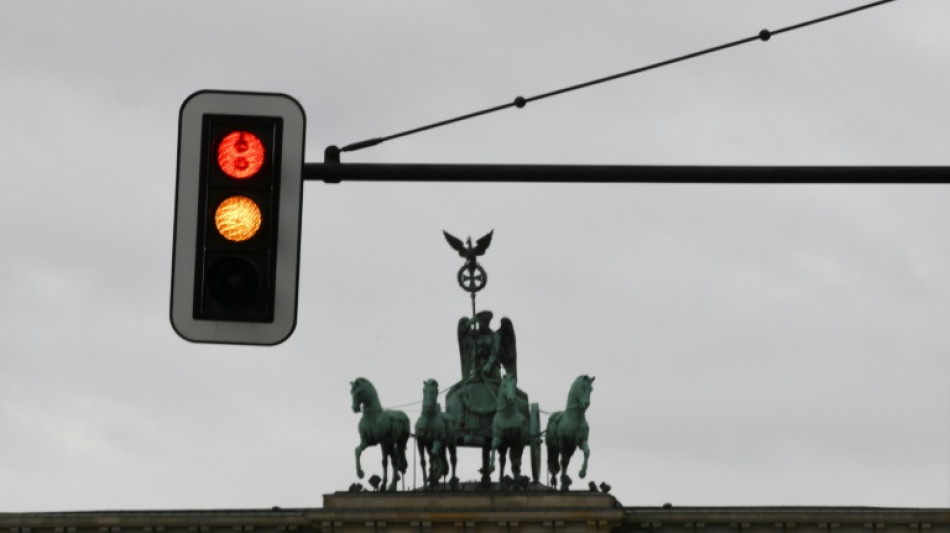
left=457, top=310, right=517, bottom=381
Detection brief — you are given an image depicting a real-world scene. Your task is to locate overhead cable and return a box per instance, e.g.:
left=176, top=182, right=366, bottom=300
left=328, top=0, right=896, bottom=161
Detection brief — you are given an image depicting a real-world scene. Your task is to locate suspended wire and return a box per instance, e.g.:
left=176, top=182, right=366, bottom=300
left=383, top=384, right=453, bottom=411
left=383, top=399, right=423, bottom=410
left=386, top=380, right=560, bottom=416
left=332, top=0, right=895, bottom=158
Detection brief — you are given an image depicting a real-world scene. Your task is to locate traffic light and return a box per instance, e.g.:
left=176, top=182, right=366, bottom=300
left=171, top=90, right=305, bottom=345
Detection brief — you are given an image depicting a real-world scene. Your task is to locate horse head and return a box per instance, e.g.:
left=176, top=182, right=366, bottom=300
left=350, top=377, right=374, bottom=413
left=421, top=378, right=440, bottom=413
left=497, top=373, right=518, bottom=410
left=568, top=374, right=594, bottom=412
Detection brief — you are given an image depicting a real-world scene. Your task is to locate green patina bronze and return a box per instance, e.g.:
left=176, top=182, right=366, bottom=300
left=350, top=377, right=410, bottom=492
left=443, top=313, right=539, bottom=487
left=349, top=231, right=593, bottom=491
left=414, top=378, right=459, bottom=488
left=442, top=230, right=540, bottom=487
left=443, top=230, right=493, bottom=317
left=546, top=375, right=595, bottom=491
left=488, top=373, right=530, bottom=486
left=456, top=311, right=517, bottom=381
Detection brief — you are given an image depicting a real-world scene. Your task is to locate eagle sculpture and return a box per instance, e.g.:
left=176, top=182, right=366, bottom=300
left=443, top=230, right=493, bottom=263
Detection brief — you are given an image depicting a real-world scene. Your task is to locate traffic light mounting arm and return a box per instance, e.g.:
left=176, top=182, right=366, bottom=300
left=304, top=161, right=950, bottom=184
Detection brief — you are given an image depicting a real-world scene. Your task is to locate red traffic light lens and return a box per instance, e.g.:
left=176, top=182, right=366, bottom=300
left=217, top=131, right=265, bottom=179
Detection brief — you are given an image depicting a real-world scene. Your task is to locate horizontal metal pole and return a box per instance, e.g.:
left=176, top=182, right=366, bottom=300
left=304, top=163, right=949, bottom=184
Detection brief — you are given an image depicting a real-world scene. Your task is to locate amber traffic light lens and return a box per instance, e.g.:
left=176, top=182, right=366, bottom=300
left=215, top=195, right=262, bottom=242
left=217, top=131, right=265, bottom=179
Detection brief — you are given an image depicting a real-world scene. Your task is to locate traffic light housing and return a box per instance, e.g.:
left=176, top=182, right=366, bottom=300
left=171, top=90, right=305, bottom=345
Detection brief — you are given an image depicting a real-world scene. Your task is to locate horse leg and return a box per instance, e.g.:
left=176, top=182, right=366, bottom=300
left=489, top=436, right=500, bottom=474
left=546, top=443, right=560, bottom=487
left=417, top=440, right=428, bottom=488
left=431, top=441, right=444, bottom=486
left=381, top=446, right=390, bottom=492
left=511, top=443, right=524, bottom=486
left=579, top=439, right=590, bottom=479
left=397, top=437, right=409, bottom=478
left=388, top=447, right=402, bottom=492
left=560, top=447, right=576, bottom=491
left=498, top=444, right=507, bottom=486
left=355, top=439, right=368, bottom=479
left=480, top=446, right=491, bottom=486
left=449, top=444, right=458, bottom=484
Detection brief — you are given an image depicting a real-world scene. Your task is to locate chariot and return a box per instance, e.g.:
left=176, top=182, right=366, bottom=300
left=443, top=312, right=543, bottom=484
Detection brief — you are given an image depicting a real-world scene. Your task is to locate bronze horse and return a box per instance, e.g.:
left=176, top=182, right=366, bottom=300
left=545, top=375, right=594, bottom=490
left=488, top=373, right=528, bottom=486
left=414, top=378, right=458, bottom=488
left=350, top=377, right=410, bottom=492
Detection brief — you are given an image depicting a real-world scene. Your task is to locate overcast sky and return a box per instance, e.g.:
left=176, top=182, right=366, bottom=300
left=2, top=0, right=949, bottom=512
